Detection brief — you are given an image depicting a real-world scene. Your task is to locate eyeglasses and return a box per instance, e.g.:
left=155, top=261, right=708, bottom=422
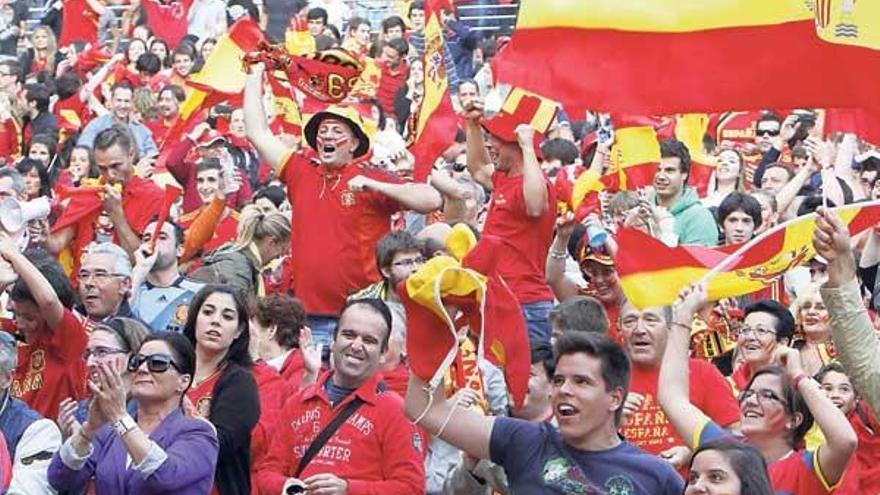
left=391, top=257, right=425, bottom=268
left=78, top=270, right=126, bottom=283
left=82, top=346, right=127, bottom=361
left=619, top=314, right=664, bottom=331
left=756, top=129, right=781, bottom=137
left=127, top=353, right=182, bottom=374
left=738, top=388, right=787, bottom=407
left=734, top=325, right=777, bottom=340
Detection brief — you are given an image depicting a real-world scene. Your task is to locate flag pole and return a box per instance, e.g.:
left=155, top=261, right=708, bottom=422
left=695, top=199, right=880, bottom=288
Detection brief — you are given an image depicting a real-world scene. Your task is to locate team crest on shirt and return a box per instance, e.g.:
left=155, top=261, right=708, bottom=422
left=195, top=395, right=212, bottom=418
left=30, top=350, right=46, bottom=372
left=604, top=475, right=635, bottom=495
left=340, top=191, right=356, bottom=207
left=541, top=456, right=606, bottom=494
left=411, top=431, right=423, bottom=454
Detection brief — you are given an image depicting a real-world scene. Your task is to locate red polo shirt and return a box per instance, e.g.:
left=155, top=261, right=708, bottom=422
left=482, top=172, right=556, bottom=304
left=281, top=153, right=403, bottom=315
left=11, top=308, right=88, bottom=420
left=255, top=370, right=425, bottom=495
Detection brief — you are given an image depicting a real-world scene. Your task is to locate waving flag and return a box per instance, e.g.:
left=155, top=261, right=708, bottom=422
left=494, top=0, right=880, bottom=116
left=616, top=201, right=880, bottom=309
left=408, top=0, right=457, bottom=182
left=675, top=113, right=715, bottom=197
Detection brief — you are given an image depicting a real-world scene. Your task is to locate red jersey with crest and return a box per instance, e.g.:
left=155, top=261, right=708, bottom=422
left=281, top=153, right=403, bottom=315
left=254, top=371, right=425, bottom=495
left=482, top=172, right=556, bottom=304
left=11, top=308, right=88, bottom=420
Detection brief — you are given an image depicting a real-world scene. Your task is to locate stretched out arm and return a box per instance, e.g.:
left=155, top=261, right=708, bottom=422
left=545, top=217, right=580, bottom=301
left=1, top=244, right=65, bottom=327
left=243, top=64, right=289, bottom=173
left=356, top=178, right=442, bottom=214
left=517, top=125, right=549, bottom=218
left=464, top=100, right=493, bottom=190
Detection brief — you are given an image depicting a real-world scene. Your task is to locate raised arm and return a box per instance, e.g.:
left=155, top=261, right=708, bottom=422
left=243, top=64, right=289, bottom=174
left=658, top=283, right=712, bottom=449
left=545, top=215, right=580, bottom=301
left=516, top=125, right=549, bottom=218
left=0, top=238, right=65, bottom=327
left=464, top=99, right=494, bottom=191
left=404, top=373, right=494, bottom=461
left=775, top=345, right=856, bottom=485
left=815, top=207, right=880, bottom=415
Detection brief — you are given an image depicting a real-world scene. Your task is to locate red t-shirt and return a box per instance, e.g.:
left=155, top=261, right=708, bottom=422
left=59, top=0, right=100, bottom=47
left=623, top=359, right=739, bottom=456
left=142, top=0, right=193, bottom=49
left=145, top=118, right=173, bottom=151
left=281, top=153, right=403, bottom=315
left=11, top=308, right=88, bottom=420
left=835, top=404, right=880, bottom=495
left=186, top=370, right=222, bottom=495
left=482, top=172, right=556, bottom=304
left=250, top=362, right=288, bottom=472
left=376, top=60, right=408, bottom=117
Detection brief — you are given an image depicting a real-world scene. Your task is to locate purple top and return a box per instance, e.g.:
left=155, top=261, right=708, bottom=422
left=48, top=409, right=218, bottom=495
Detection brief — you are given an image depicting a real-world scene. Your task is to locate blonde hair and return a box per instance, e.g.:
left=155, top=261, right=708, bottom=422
left=232, top=205, right=291, bottom=252
left=32, top=26, right=58, bottom=74
left=792, top=283, right=824, bottom=321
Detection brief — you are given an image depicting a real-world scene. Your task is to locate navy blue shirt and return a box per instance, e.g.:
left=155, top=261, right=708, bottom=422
left=490, top=417, right=683, bottom=494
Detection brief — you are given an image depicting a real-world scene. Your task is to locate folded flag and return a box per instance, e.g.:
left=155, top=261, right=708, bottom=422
left=616, top=201, right=880, bottom=309
left=494, top=0, right=880, bottom=116
left=399, top=224, right=531, bottom=408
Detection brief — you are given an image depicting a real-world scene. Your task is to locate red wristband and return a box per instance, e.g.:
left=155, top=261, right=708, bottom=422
left=792, top=373, right=810, bottom=389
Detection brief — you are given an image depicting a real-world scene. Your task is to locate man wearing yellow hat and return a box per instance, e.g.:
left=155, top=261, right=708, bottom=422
left=243, top=63, right=442, bottom=348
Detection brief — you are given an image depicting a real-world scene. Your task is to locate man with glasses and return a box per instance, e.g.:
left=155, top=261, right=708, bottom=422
left=0, top=331, right=61, bottom=494
left=617, top=303, right=739, bottom=469
left=729, top=300, right=796, bottom=392
left=77, top=242, right=138, bottom=325
left=350, top=230, right=424, bottom=341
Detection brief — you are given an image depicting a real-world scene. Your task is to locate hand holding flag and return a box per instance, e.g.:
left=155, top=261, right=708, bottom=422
left=812, top=206, right=858, bottom=285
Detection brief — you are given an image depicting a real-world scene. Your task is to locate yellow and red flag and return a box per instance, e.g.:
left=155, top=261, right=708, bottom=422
left=482, top=87, right=559, bottom=142
left=494, top=0, right=880, bottom=116
left=616, top=201, right=880, bottom=309
left=610, top=126, right=660, bottom=191
left=408, top=0, right=458, bottom=182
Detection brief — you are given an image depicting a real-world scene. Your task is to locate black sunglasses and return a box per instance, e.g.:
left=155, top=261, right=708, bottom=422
left=127, top=353, right=182, bottom=374
left=756, top=129, right=780, bottom=137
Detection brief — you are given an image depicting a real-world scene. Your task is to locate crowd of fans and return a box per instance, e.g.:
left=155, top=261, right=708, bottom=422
left=0, top=0, right=873, bottom=493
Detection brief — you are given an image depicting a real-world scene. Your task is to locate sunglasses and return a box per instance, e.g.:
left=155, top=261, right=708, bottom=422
left=756, top=129, right=780, bottom=137
left=127, top=353, right=182, bottom=373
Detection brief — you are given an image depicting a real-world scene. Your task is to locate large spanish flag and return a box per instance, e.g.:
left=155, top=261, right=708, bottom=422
left=408, top=0, right=458, bottom=182
left=617, top=201, right=880, bottom=309
left=495, top=0, right=880, bottom=116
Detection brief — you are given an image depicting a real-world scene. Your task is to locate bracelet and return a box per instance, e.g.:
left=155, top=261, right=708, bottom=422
left=549, top=250, right=568, bottom=260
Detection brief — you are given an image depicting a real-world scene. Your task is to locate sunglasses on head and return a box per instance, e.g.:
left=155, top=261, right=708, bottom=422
left=127, top=353, right=181, bottom=373
left=756, top=128, right=780, bottom=137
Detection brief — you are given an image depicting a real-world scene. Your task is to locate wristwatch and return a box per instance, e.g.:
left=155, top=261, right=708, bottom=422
left=112, top=414, right=137, bottom=437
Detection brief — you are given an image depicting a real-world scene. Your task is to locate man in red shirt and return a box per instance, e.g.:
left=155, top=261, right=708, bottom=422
left=465, top=98, right=556, bottom=345
left=618, top=303, right=740, bottom=468
left=146, top=84, right=184, bottom=151
left=375, top=38, right=409, bottom=119
left=255, top=298, right=425, bottom=494
left=243, top=63, right=441, bottom=348
left=48, top=125, right=163, bottom=266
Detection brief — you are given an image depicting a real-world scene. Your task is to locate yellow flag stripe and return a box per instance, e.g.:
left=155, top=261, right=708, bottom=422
left=415, top=11, right=449, bottom=138
left=612, top=127, right=660, bottom=169
left=517, top=0, right=812, bottom=33
left=815, top=1, right=880, bottom=50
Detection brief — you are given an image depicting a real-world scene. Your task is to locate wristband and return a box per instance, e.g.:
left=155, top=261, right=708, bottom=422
left=792, top=373, right=811, bottom=390
left=112, top=414, right=137, bottom=437
left=549, top=250, right=568, bottom=260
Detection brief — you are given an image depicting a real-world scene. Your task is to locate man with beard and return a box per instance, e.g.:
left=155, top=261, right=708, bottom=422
left=465, top=99, right=557, bottom=345
left=244, top=64, right=441, bottom=349
left=255, top=299, right=425, bottom=494
left=130, top=218, right=204, bottom=333
left=145, top=84, right=184, bottom=150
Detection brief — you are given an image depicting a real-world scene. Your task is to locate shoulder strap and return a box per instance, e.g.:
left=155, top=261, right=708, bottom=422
left=295, top=396, right=365, bottom=478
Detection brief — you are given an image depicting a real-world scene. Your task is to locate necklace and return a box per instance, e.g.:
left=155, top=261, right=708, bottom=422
left=192, top=365, right=224, bottom=389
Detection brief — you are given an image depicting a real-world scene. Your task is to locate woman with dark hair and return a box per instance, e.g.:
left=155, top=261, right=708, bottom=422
left=183, top=285, right=259, bottom=495
left=49, top=332, right=219, bottom=494
left=702, top=147, right=747, bottom=209
left=660, top=284, right=857, bottom=494
left=1, top=245, right=86, bottom=420
left=16, top=157, right=52, bottom=200
left=62, top=145, right=99, bottom=186
left=149, top=39, right=171, bottom=70
left=26, top=133, right=56, bottom=169
left=684, top=440, right=774, bottom=495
